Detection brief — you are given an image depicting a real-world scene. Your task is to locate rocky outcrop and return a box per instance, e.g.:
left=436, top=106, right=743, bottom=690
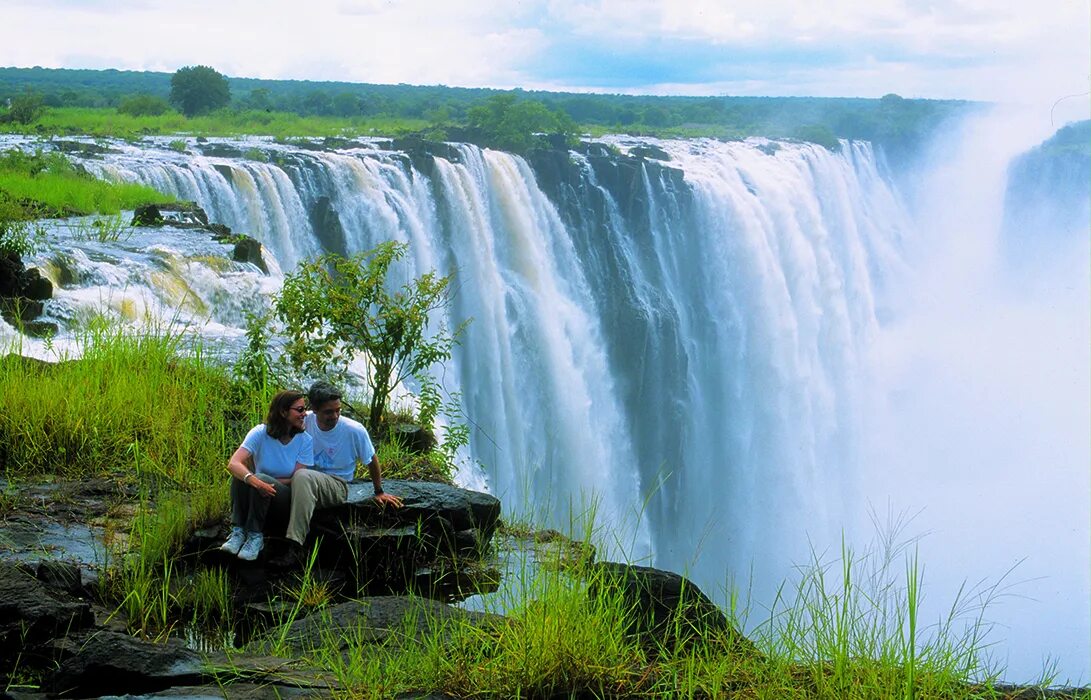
left=132, top=201, right=269, bottom=274
left=0, top=562, right=94, bottom=667
left=590, top=562, right=761, bottom=657
left=0, top=251, right=55, bottom=336
left=49, top=630, right=207, bottom=698
left=278, top=596, right=505, bottom=655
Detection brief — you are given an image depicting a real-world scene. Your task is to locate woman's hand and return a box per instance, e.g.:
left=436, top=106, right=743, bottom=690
left=249, top=475, right=277, bottom=498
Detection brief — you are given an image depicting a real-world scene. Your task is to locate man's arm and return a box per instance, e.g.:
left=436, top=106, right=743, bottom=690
left=366, top=454, right=402, bottom=507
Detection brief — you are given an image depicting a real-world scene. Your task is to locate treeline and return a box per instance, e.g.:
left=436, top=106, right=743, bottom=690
left=0, top=66, right=972, bottom=160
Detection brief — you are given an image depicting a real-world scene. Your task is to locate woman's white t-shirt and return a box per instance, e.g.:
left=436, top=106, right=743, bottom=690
left=240, top=425, right=314, bottom=479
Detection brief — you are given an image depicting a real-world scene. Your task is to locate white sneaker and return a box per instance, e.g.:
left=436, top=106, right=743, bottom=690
left=237, top=532, right=264, bottom=561
left=220, top=527, right=246, bottom=555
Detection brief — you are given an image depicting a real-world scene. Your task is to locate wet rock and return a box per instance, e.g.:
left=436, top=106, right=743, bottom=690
left=131, top=202, right=209, bottom=228
left=591, top=562, right=761, bottom=657
left=332, top=480, right=501, bottom=536
left=53, top=140, right=118, bottom=157
left=231, top=237, right=268, bottom=274
left=20, top=267, right=52, bottom=301
left=309, top=195, right=347, bottom=257
left=630, top=144, right=672, bottom=161
left=35, top=560, right=84, bottom=596
left=196, top=143, right=243, bottom=159
left=49, top=630, right=207, bottom=698
left=0, top=562, right=94, bottom=661
left=279, top=596, right=504, bottom=655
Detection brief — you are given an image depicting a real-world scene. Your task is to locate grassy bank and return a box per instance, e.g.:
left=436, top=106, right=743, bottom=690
left=1, top=324, right=1075, bottom=699
left=4, top=106, right=430, bottom=140
left=0, top=148, right=172, bottom=219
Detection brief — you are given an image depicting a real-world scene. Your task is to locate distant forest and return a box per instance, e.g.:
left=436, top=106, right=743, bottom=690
left=0, top=66, right=974, bottom=161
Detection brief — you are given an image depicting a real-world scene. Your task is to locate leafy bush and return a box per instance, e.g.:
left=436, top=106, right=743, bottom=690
left=118, top=93, right=172, bottom=117
left=275, top=241, right=467, bottom=433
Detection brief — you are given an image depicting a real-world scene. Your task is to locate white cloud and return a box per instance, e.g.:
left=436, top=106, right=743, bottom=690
left=0, top=0, right=1086, bottom=107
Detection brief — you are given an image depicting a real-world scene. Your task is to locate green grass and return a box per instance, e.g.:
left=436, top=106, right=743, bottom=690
left=6, top=106, right=430, bottom=140
left=1, top=322, right=1077, bottom=698
left=0, top=148, right=172, bottom=218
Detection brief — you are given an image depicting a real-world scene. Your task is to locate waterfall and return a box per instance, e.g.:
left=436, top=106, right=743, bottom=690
left=23, top=124, right=1086, bottom=681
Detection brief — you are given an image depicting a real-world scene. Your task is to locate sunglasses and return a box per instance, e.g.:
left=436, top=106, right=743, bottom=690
left=289, top=405, right=307, bottom=414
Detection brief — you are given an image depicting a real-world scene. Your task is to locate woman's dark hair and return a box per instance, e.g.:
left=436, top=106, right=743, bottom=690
left=265, top=390, right=305, bottom=440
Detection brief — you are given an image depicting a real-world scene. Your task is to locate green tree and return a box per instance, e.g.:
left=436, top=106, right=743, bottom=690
left=169, top=65, right=230, bottom=117
left=274, top=241, right=466, bottom=433
left=466, top=94, right=575, bottom=153
left=1, top=89, right=45, bottom=124
left=117, top=93, right=172, bottom=116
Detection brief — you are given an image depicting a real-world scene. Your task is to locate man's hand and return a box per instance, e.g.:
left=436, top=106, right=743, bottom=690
left=374, top=492, right=403, bottom=508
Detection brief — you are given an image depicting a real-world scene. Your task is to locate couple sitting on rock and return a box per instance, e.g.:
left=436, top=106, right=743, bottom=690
left=221, top=381, right=404, bottom=562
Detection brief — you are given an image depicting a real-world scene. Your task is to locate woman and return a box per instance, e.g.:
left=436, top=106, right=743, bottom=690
left=221, top=390, right=314, bottom=561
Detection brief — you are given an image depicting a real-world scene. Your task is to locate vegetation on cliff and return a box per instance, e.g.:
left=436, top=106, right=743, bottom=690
left=0, top=66, right=970, bottom=159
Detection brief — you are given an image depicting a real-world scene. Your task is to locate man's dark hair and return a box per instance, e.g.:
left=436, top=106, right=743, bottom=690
left=307, top=380, right=342, bottom=408
left=265, top=390, right=305, bottom=440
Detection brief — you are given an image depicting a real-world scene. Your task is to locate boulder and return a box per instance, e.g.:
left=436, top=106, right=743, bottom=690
left=630, top=144, right=672, bottom=161
left=49, top=630, right=207, bottom=698
left=20, top=267, right=52, bottom=301
left=131, top=202, right=209, bottom=228
left=278, top=596, right=504, bottom=655
left=231, top=236, right=268, bottom=274
left=0, top=562, right=94, bottom=663
left=590, top=562, right=761, bottom=657
left=331, top=480, right=501, bottom=536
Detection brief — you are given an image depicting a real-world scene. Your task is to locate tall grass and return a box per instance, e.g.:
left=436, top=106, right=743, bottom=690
left=0, top=317, right=257, bottom=485
left=0, top=149, right=171, bottom=216
left=244, top=498, right=1038, bottom=700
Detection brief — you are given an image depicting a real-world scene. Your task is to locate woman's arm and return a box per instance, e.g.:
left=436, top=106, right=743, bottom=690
left=226, top=446, right=276, bottom=497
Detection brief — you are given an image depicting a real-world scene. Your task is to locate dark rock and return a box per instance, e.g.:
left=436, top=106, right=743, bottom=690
left=279, top=596, right=504, bottom=655
left=0, top=296, right=44, bottom=324
left=0, top=251, right=24, bottom=297
left=131, top=203, right=165, bottom=226
left=334, top=480, right=501, bottom=536
left=19, top=320, right=58, bottom=338
left=20, top=267, right=52, bottom=301
left=630, top=144, right=672, bottom=161
left=231, top=237, right=268, bottom=274
left=36, top=560, right=83, bottom=596
left=197, top=143, right=243, bottom=159
left=591, top=562, right=761, bottom=657
left=53, top=141, right=118, bottom=157
left=131, top=201, right=209, bottom=228
left=0, top=562, right=94, bottom=660
left=49, top=630, right=206, bottom=698
left=309, top=196, right=347, bottom=257
left=391, top=423, right=437, bottom=454
left=207, top=223, right=232, bottom=238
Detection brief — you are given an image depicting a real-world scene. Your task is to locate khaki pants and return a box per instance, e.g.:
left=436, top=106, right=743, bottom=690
left=286, top=470, right=349, bottom=545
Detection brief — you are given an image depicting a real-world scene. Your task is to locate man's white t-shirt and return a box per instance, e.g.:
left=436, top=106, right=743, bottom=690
left=240, top=425, right=314, bottom=479
left=303, top=413, right=376, bottom=482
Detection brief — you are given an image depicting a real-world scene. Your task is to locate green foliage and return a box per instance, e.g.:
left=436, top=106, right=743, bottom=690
left=117, top=93, right=172, bottom=117
left=0, top=320, right=245, bottom=483
left=466, top=94, right=576, bottom=153
left=0, top=148, right=173, bottom=217
left=274, top=241, right=466, bottom=433
left=792, top=124, right=842, bottom=152
left=170, top=65, right=231, bottom=117
left=1, top=89, right=45, bottom=125
left=0, top=196, right=45, bottom=257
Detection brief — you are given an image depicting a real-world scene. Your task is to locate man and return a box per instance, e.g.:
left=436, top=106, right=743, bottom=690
left=279, top=380, right=403, bottom=562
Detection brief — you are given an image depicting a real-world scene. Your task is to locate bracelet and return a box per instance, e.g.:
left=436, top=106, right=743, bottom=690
left=243, top=472, right=253, bottom=483
left=374, top=487, right=384, bottom=496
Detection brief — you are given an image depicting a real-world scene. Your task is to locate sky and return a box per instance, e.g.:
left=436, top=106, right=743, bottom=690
left=2, top=0, right=1089, bottom=120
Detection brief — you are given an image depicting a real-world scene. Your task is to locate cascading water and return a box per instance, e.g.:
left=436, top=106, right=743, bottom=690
left=17, top=120, right=1087, bottom=683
